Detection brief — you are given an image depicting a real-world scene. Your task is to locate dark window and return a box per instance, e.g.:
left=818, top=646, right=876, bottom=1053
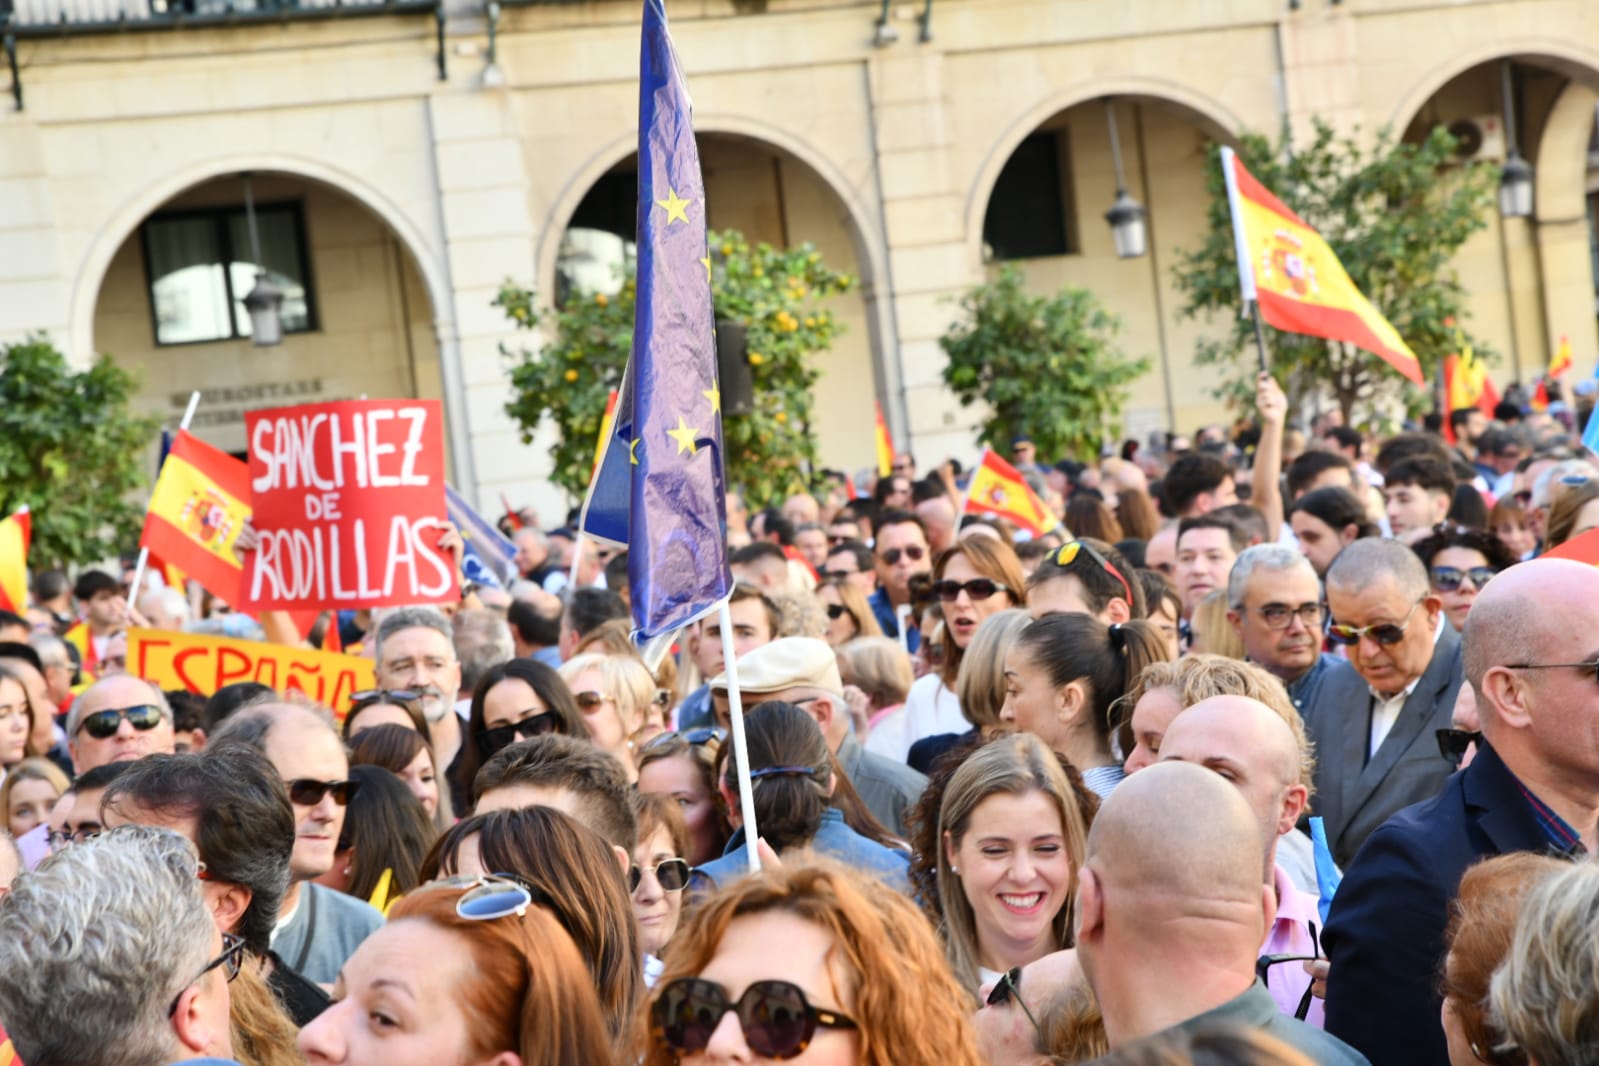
left=983, top=131, right=1073, bottom=260
left=141, top=203, right=315, bottom=346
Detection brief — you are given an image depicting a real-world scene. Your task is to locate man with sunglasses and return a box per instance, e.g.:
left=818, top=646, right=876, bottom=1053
left=821, top=540, right=879, bottom=599
left=1323, top=556, right=1599, bottom=1066
left=66, top=673, right=176, bottom=774
left=869, top=510, right=932, bottom=645
left=0, top=826, right=239, bottom=1066
left=209, top=703, right=383, bottom=988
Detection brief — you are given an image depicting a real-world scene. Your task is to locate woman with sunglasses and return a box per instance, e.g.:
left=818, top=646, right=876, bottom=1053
left=1409, top=527, right=1517, bottom=632
left=881, top=538, right=1025, bottom=764
left=421, top=805, right=643, bottom=1053
left=298, top=877, right=615, bottom=1066
left=816, top=578, right=883, bottom=648
left=646, top=861, right=983, bottom=1066
left=456, top=658, right=585, bottom=802
left=638, top=729, right=732, bottom=866
left=935, top=733, right=1089, bottom=998
left=1002, top=613, right=1168, bottom=798
left=559, top=652, right=656, bottom=783
left=349, top=722, right=447, bottom=827
left=632, top=791, right=692, bottom=964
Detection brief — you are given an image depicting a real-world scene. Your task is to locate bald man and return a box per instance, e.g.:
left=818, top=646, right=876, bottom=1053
left=1160, top=696, right=1322, bottom=1026
left=66, top=675, right=176, bottom=774
left=1323, top=557, right=1599, bottom=1066
left=1074, top=761, right=1367, bottom=1063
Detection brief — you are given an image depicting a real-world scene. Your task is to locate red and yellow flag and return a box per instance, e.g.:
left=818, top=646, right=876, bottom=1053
left=1549, top=334, right=1573, bottom=378
left=592, top=388, right=620, bottom=478
left=1221, top=147, right=1424, bottom=386
left=874, top=402, right=894, bottom=478
left=65, top=620, right=97, bottom=679
left=140, top=430, right=251, bottom=605
left=0, top=507, right=30, bottom=614
left=964, top=449, right=1057, bottom=538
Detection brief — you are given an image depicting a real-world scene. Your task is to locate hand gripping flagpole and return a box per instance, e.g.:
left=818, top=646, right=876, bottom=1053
left=719, top=599, right=762, bottom=873
left=127, top=390, right=201, bottom=609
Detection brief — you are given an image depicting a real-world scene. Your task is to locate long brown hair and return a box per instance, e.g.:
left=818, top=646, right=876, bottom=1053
left=1013, top=614, right=1169, bottom=752
left=646, top=862, right=984, bottom=1066
left=936, top=537, right=1026, bottom=688
left=389, top=884, right=616, bottom=1066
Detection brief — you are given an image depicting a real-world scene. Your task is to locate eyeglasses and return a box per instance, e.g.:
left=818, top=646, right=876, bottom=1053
left=476, top=711, right=560, bottom=757
left=984, top=967, right=1041, bottom=1035
left=653, top=977, right=858, bottom=1060
left=629, top=858, right=691, bottom=893
left=1053, top=540, right=1135, bottom=607
left=1503, top=658, right=1599, bottom=685
left=48, top=822, right=102, bottom=848
left=574, top=690, right=614, bottom=711
left=825, top=603, right=851, bottom=621
left=1436, top=728, right=1482, bottom=766
left=932, top=578, right=1009, bottom=603
left=75, top=704, right=165, bottom=739
left=1250, top=602, right=1326, bottom=631
left=348, top=688, right=422, bottom=711
left=1430, top=566, right=1497, bottom=593
left=168, top=933, right=246, bottom=1017
left=819, top=568, right=856, bottom=580
left=877, top=545, right=925, bottom=566
left=286, top=778, right=360, bottom=807
left=1327, top=600, right=1424, bottom=647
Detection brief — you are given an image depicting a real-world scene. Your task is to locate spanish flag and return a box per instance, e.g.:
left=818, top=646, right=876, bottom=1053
left=140, top=430, right=251, bottom=605
left=1221, top=147, right=1424, bottom=386
left=0, top=507, right=29, bottom=614
left=1549, top=334, right=1573, bottom=378
left=964, top=449, right=1058, bottom=538
left=592, top=388, right=620, bottom=479
left=875, top=402, right=894, bottom=478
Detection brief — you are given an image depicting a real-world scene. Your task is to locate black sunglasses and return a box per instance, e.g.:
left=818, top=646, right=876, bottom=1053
left=286, top=778, right=360, bottom=807
left=653, top=977, right=858, bottom=1060
left=348, top=688, right=422, bottom=711
left=168, top=933, right=246, bottom=1017
left=985, top=966, right=1041, bottom=1034
left=76, top=704, right=165, bottom=740
left=1436, top=727, right=1483, bottom=766
left=878, top=545, right=925, bottom=566
left=825, top=603, right=850, bottom=620
left=1430, top=566, right=1497, bottom=593
left=932, top=578, right=1008, bottom=603
left=476, top=711, right=560, bottom=757
left=629, top=858, right=691, bottom=893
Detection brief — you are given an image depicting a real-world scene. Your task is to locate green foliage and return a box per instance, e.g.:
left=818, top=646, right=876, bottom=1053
left=499, top=229, right=855, bottom=503
left=1171, top=121, right=1498, bottom=421
left=939, top=265, right=1150, bottom=462
left=0, top=336, right=160, bottom=568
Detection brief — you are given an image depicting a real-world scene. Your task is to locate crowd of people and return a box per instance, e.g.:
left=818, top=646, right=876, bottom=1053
left=3, top=374, right=1599, bottom=1066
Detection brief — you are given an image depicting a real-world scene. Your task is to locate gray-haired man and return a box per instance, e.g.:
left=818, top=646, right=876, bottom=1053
left=1227, top=543, right=1355, bottom=715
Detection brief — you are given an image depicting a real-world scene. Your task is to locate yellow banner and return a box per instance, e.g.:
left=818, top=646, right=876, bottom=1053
left=127, top=627, right=374, bottom=713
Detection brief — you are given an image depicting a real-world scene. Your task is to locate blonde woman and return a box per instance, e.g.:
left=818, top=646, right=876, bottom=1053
left=558, top=652, right=656, bottom=782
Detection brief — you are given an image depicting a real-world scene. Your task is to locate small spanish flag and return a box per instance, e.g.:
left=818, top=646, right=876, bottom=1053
left=593, top=388, right=620, bottom=479
left=875, top=402, right=894, bottom=478
left=140, top=430, right=251, bottom=605
left=65, top=620, right=97, bottom=680
left=0, top=507, right=30, bottom=614
left=1222, top=147, right=1424, bottom=386
left=1549, top=334, right=1573, bottom=378
left=964, top=449, right=1058, bottom=538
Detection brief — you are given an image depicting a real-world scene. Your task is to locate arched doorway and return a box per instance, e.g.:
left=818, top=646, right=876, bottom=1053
left=91, top=171, right=447, bottom=456
left=545, top=133, right=882, bottom=481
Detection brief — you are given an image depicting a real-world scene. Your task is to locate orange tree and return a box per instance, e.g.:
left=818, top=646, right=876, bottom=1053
left=498, top=229, right=855, bottom=502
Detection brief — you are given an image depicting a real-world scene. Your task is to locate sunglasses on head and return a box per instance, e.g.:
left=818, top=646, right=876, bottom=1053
left=348, top=688, right=421, bottom=711
left=985, top=967, right=1041, bottom=1034
left=1430, top=566, right=1497, bottom=593
left=76, top=704, right=165, bottom=740
left=433, top=873, right=545, bottom=921
left=642, top=727, right=726, bottom=755
left=1436, top=727, right=1482, bottom=766
left=476, top=711, right=559, bottom=758
left=286, top=778, right=360, bottom=807
left=629, top=858, right=691, bottom=893
left=1053, top=540, right=1135, bottom=607
left=932, top=578, right=1008, bottom=603
left=878, top=545, right=925, bottom=566
left=574, top=690, right=613, bottom=711
left=653, top=977, right=858, bottom=1060
left=1327, top=600, right=1424, bottom=647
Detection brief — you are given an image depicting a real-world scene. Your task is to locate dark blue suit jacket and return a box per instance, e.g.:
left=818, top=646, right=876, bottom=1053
left=1322, top=743, right=1563, bottom=1066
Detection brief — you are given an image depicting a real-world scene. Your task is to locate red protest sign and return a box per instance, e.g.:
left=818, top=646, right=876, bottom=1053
left=240, top=399, right=457, bottom=611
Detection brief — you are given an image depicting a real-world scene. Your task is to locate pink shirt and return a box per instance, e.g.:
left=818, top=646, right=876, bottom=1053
left=1259, top=863, right=1325, bottom=1028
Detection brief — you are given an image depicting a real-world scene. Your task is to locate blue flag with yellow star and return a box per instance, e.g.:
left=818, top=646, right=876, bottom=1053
left=578, top=0, right=731, bottom=641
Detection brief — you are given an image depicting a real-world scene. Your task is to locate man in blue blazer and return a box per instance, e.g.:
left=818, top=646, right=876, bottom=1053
left=1322, top=557, right=1599, bottom=1066
left=1300, top=538, right=1463, bottom=867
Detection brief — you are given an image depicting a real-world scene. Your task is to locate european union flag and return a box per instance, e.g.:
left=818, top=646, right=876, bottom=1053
left=579, top=0, right=730, bottom=641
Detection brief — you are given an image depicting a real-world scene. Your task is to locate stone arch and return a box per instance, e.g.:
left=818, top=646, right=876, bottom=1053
left=1387, top=39, right=1599, bottom=134
left=964, top=77, right=1244, bottom=267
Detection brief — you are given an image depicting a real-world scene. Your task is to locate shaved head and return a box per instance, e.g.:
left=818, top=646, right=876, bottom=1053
left=1462, top=559, right=1596, bottom=699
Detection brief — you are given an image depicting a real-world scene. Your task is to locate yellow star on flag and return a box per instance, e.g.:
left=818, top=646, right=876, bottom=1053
left=655, top=187, right=692, bottom=226
left=700, top=255, right=712, bottom=282
left=703, top=386, right=721, bottom=413
left=629, top=438, right=640, bottom=466
left=666, top=416, right=699, bottom=455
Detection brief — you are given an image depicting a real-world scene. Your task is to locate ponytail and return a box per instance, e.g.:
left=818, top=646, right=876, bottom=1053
left=1016, top=614, right=1175, bottom=747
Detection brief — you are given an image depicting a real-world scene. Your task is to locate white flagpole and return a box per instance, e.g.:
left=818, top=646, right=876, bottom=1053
left=567, top=532, right=585, bottom=590
left=127, top=390, right=201, bottom=609
left=718, top=599, right=762, bottom=873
